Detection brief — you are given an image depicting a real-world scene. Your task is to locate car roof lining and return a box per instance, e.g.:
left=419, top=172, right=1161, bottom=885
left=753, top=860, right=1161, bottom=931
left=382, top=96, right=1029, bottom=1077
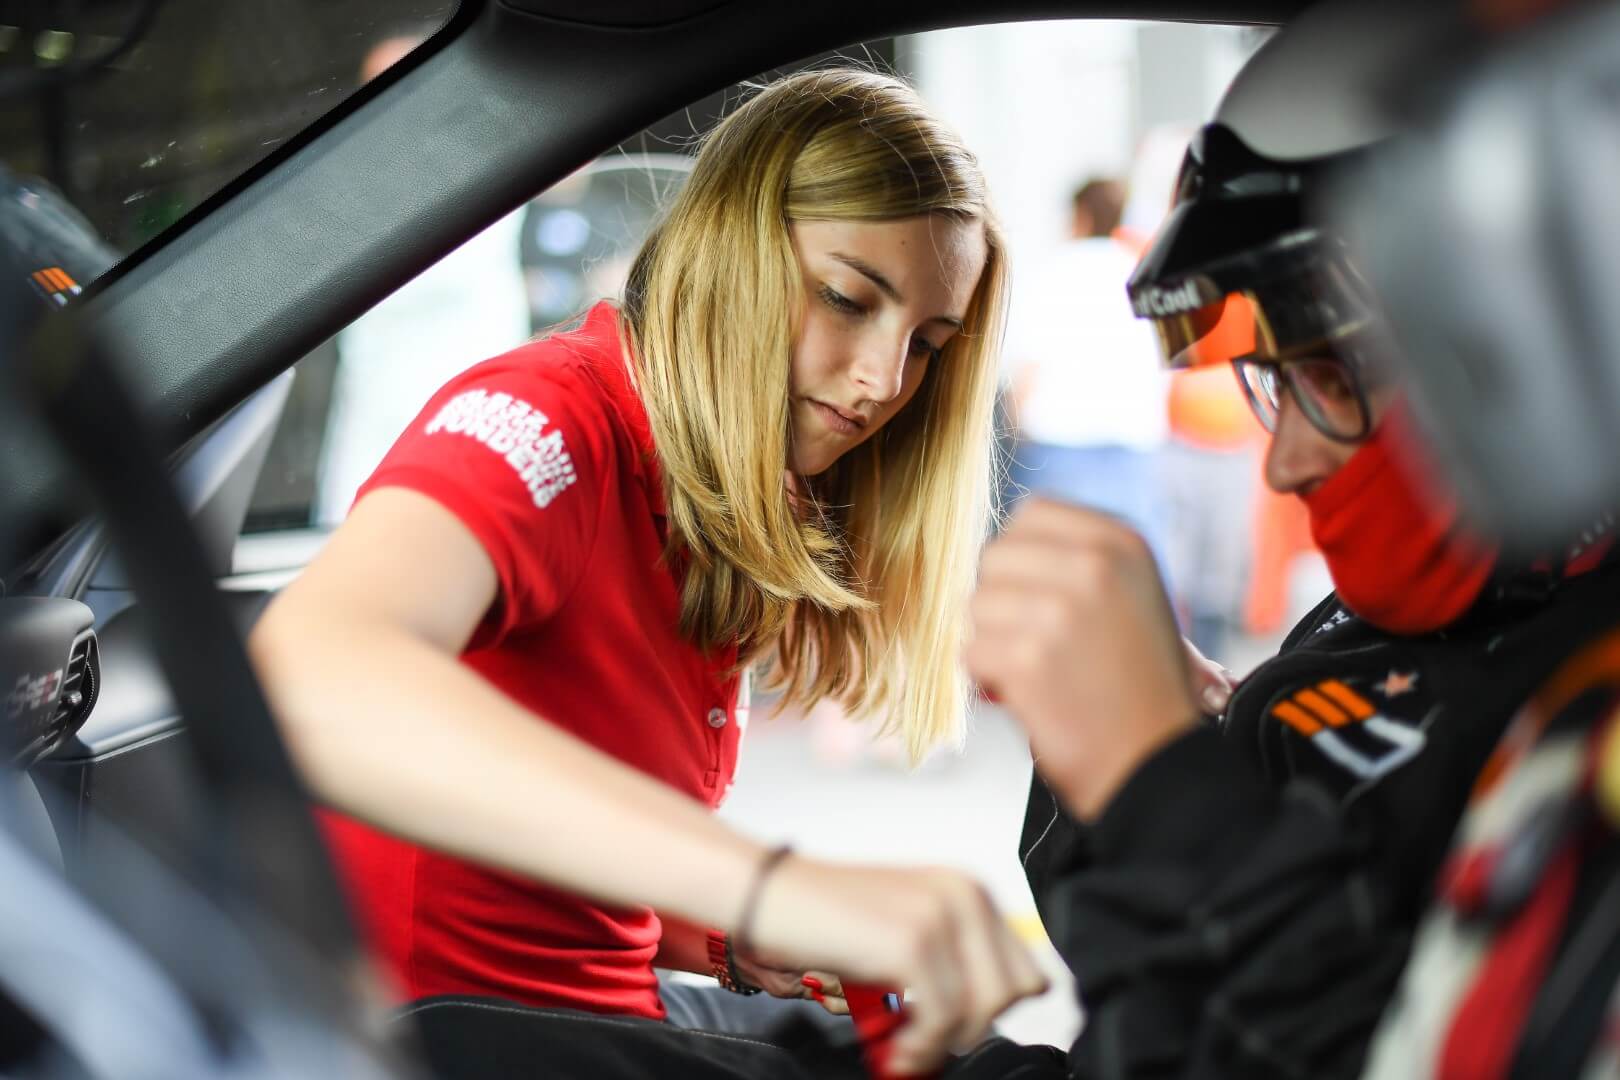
left=7, top=0, right=1308, bottom=555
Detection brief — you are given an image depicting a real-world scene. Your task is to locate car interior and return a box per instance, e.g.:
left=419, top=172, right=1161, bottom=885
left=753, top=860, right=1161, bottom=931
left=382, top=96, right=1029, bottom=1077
left=0, top=0, right=1322, bottom=1074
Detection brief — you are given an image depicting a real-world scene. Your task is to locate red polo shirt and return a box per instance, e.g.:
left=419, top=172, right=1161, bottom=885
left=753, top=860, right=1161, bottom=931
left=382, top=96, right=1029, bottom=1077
left=321, top=302, right=746, bottom=1019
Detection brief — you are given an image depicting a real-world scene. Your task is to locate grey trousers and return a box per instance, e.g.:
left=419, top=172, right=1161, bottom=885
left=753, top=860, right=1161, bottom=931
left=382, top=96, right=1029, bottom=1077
left=657, top=970, right=850, bottom=1042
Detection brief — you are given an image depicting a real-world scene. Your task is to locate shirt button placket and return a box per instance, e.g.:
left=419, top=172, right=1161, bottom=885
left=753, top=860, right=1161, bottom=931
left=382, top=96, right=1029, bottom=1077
left=703, top=707, right=728, bottom=798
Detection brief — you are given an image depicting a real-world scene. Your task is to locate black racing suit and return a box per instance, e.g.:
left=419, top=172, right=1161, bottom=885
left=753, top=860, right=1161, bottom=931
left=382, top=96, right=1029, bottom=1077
left=1009, top=552, right=1620, bottom=1080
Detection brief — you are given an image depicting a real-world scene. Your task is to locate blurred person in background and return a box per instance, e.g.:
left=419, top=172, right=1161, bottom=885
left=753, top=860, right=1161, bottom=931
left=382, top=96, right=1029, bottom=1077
left=1162, top=360, right=1262, bottom=659
left=1001, top=176, right=1171, bottom=579
left=1117, top=126, right=1266, bottom=662
left=1243, top=465, right=1321, bottom=637
left=957, top=7, right=1620, bottom=1077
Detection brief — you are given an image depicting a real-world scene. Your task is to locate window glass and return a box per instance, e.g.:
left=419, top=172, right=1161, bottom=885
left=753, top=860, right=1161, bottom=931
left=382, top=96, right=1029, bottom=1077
left=239, top=153, right=694, bottom=536
left=0, top=0, right=456, bottom=288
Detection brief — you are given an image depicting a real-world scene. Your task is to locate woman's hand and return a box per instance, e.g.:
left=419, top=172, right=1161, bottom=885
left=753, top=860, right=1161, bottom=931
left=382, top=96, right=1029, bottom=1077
left=729, top=949, right=850, bottom=1015
left=745, top=857, right=1047, bottom=1076
left=965, top=498, right=1202, bottom=820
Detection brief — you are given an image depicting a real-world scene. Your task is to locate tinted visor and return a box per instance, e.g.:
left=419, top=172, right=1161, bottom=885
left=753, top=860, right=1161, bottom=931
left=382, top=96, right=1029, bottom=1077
left=1132, top=231, right=1379, bottom=370
left=1147, top=290, right=1259, bottom=370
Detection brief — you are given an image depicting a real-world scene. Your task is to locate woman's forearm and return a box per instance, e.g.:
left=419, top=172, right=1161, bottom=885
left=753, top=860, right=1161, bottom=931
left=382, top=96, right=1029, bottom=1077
left=250, top=607, right=765, bottom=934
left=251, top=599, right=1050, bottom=1074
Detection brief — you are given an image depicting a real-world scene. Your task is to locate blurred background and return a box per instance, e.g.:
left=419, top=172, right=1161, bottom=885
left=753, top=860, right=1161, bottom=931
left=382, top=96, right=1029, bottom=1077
left=0, top=6, right=1337, bottom=1048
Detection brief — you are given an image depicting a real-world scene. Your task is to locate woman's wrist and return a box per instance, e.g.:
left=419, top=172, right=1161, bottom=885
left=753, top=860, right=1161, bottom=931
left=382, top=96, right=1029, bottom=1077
left=693, top=844, right=792, bottom=995
left=705, top=929, right=762, bottom=994
left=733, top=844, right=794, bottom=956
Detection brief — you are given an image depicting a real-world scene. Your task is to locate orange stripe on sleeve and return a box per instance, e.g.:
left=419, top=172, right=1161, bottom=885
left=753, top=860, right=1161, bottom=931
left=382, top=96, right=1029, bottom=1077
left=31, top=270, right=53, bottom=289
left=1273, top=701, right=1323, bottom=737
left=51, top=268, right=78, bottom=290
left=1296, top=688, right=1352, bottom=728
left=1319, top=679, right=1376, bottom=720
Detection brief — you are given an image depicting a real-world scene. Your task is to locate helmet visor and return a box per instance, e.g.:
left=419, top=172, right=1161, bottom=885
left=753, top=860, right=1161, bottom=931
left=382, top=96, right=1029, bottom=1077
left=1147, top=291, right=1261, bottom=370
left=1133, top=233, right=1380, bottom=371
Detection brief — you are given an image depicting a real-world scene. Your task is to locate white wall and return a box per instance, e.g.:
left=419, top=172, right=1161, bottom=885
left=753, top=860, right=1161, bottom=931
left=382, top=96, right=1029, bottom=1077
left=902, top=19, right=1263, bottom=273
left=902, top=20, right=1137, bottom=273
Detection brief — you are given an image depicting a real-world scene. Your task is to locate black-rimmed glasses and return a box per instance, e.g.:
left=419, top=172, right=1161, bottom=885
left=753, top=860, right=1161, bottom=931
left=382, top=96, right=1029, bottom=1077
left=1232, top=353, right=1374, bottom=443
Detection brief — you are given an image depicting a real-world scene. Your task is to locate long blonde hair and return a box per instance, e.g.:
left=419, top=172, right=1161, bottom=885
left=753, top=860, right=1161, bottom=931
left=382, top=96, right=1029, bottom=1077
left=621, top=69, right=1007, bottom=760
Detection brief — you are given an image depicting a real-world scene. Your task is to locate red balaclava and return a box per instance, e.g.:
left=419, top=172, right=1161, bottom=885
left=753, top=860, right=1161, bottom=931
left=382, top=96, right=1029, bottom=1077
left=1300, top=400, right=1499, bottom=634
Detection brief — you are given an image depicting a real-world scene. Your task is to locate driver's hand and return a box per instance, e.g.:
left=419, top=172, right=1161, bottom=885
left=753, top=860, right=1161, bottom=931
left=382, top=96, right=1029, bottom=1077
left=1183, top=635, right=1237, bottom=715
left=966, top=498, right=1201, bottom=819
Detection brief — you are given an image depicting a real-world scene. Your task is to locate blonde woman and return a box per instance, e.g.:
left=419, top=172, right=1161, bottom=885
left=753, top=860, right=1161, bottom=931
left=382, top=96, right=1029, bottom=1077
left=250, top=69, right=1042, bottom=1074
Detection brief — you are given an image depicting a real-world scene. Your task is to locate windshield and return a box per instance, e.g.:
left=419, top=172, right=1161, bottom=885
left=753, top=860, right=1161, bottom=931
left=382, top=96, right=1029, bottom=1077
left=0, top=0, right=457, bottom=289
